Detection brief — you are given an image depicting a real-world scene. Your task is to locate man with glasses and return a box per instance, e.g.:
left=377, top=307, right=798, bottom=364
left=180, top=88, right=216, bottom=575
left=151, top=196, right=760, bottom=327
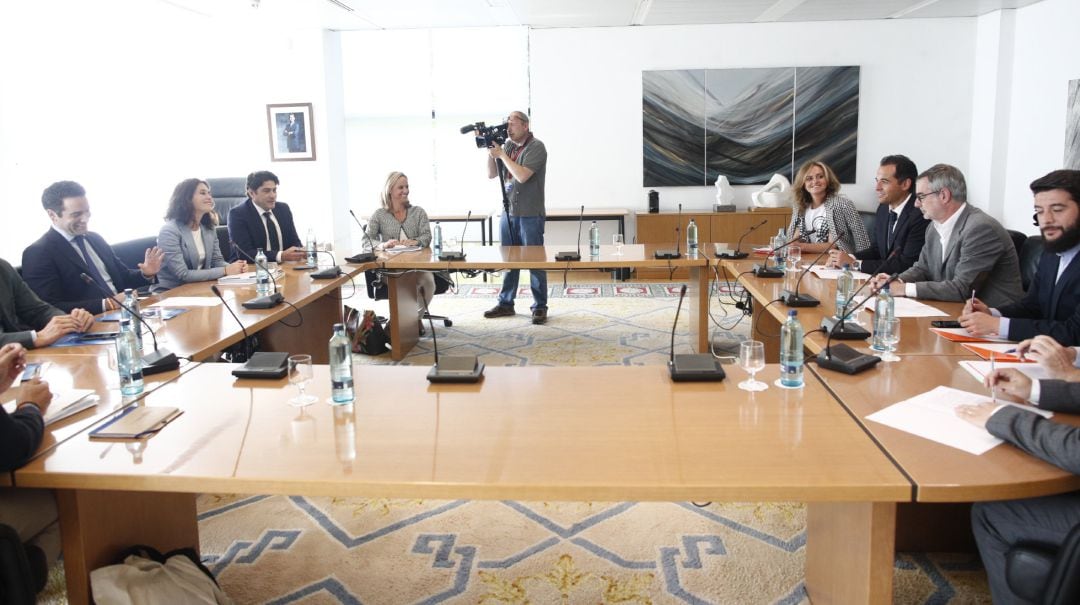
left=482, top=111, right=549, bottom=325
left=959, top=169, right=1080, bottom=344
left=828, top=154, right=929, bottom=275
left=871, top=163, right=1023, bottom=308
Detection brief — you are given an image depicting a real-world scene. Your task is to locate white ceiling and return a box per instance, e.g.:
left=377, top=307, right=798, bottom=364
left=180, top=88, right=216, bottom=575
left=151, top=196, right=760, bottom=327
left=161, top=0, right=1045, bottom=30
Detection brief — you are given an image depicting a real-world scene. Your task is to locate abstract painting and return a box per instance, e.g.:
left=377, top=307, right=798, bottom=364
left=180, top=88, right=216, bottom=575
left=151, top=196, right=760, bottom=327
left=1066, top=79, right=1080, bottom=170
left=644, top=66, right=860, bottom=186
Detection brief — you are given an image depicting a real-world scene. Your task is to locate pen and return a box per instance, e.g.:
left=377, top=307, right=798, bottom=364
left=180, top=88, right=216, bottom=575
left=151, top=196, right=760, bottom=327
left=990, top=352, right=997, bottom=405
left=969, top=289, right=976, bottom=308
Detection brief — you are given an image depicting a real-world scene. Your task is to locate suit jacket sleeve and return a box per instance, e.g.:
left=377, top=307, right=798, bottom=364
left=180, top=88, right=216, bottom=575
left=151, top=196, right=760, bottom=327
left=829, top=196, right=870, bottom=254
left=0, top=406, right=44, bottom=472
left=987, top=405, right=1080, bottom=475
left=998, top=255, right=1080, bottom=343
left=158, top=222, right=227, bottom=287
left=20, top=237, right=104, bottom=314
left=913, top=213, right=1005, bottom=302
left=227, top=204, right=259, bottom=262
left=94, top=233, right=153, bottom=294
left=277, top=204, right=302, bottom=251
left=0, top=260, right=64, bottom=348
left=861, top=211, right=930, bottom=276
left=899, top=224, right=934, bottom=284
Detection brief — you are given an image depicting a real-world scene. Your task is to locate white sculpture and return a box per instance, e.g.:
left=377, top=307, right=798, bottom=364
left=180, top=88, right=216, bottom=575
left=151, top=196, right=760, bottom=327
left=714, top=175, right=736, bottom=205
left=751, top=173, right=794, bottom=208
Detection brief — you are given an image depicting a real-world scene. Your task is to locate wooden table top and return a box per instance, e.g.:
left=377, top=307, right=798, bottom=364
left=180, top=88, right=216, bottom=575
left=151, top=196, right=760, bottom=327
left=720, top=259, right=970, bottom=356
left=15, top=364, right=910, bottom=503
left=810, top=356, right=1080, bottom=502
left=381, top=244, right=711, bottom=270
left=43, top=262, right=365, bottom=361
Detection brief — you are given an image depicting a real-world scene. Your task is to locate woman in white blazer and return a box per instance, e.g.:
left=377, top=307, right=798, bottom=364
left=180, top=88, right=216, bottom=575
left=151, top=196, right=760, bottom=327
left=156, top=178, right=246, bottom=291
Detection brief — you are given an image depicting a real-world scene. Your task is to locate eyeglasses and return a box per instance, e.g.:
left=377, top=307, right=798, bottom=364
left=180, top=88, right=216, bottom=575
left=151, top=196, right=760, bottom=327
left=915, top=190, right=943, bottom=202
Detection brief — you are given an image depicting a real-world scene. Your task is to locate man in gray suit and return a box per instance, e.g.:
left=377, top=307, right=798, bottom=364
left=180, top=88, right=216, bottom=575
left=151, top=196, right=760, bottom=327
left=0, top=258, right=94, bottom=348
left=872, top=164, right=1024, bottom=308
left=957, top=351, right=1080, bottom=603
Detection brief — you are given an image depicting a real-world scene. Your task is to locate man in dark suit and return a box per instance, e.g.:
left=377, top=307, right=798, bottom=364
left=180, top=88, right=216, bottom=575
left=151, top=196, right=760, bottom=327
left=22, top=181, right=163, bottom=314
left=227, top=171, right=306, bottom=263
left=957, top=354, right=1080, bottom=604
left=0, top=258, right=94, bottom=348
left=828, top=154, right=929, bottom=275
left=960, top=170, right=1080, bottom=345
left=871, top=164, right=1024, bottom=308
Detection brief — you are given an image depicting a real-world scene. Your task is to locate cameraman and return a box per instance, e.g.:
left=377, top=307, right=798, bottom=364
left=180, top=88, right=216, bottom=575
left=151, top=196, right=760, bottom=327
left=484, top=111, right=549, bottom=324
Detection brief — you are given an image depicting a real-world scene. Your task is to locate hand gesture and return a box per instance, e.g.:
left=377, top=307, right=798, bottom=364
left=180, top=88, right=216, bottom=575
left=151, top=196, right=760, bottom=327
left=0, top=343, right=27, bottom=393
left=138, top=246, right=165, bottom=277
left=985, top=368, right=1033, bottom=403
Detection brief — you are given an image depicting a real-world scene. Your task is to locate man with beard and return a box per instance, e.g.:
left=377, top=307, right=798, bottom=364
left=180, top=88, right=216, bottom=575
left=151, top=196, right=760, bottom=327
left=960, top=169, right=1080, bottom=344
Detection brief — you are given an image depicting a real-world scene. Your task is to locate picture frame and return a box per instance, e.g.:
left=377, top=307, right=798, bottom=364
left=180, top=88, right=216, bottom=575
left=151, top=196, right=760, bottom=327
left=267, top=103, right=316, bottom=162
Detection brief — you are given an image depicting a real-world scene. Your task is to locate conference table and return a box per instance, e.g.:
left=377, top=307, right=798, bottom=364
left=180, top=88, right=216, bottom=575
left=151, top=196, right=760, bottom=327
left=372, top=244, right=712, bottom=360
left=16, top=363, right=910, bottom=604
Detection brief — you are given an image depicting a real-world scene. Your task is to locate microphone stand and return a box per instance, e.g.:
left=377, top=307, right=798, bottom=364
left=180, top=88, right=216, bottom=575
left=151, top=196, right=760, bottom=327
left=754, top=229, right=815, bottom=278
left=655, top=204, right=682, bottom=259
left=79, top=274, right=179, bottom=375
left=717, top=219, right=767, bottom=259
left=819, top=270, right=883, bottom=339
left=438, top=210, right=470, bottom=262
left=816, top=273, right=900, bottom=374
left=781, top=242, right=836, bottom=307
left=231, top=243, right=285, bottom=309
left=555, top=205, right=586, bottom=261
left=210, top=285, right=253, bottom=360
left=346, top=210, right=377, bottom=263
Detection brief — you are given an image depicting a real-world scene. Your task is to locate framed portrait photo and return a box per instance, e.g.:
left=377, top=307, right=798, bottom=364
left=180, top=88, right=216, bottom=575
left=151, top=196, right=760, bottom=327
left=267, top=103, right=316, bottom=161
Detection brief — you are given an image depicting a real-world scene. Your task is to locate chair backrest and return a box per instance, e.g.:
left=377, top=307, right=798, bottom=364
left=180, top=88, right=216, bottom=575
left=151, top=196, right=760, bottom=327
left=112, top=235, right=159, bottom=271
left=1019, top=235, right=1045, bottom=292
left=0, top=523, right=38, bottom=605
left=1006, top=520, right=1080, bottom=605
left=859, top=210, right=876, bottom=238
left=216, top=226, right=232, bottom=260
left=365, top=270, right=450, bottom=300
left=206, top=177, right=247, bottom=226
left=1007, top=229, right=1028, bottom=257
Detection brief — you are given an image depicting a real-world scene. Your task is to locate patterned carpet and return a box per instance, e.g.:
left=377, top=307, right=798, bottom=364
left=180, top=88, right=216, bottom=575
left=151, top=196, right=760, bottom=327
left=45, top=279, right=993, bottom=603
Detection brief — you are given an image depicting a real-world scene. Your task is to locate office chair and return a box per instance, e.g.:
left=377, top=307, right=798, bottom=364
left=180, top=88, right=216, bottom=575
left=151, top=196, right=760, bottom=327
left=1005, top=521, right=1080, bottom=604
left=0, top=523, right=46, bottom=605
left=365, top=269, right=453, bottom=331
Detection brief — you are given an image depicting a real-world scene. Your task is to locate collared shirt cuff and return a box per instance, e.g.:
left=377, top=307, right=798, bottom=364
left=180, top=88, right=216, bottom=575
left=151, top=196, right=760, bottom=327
left=274, top=251, right=283, bottom=263
left=997, top=317, right=1009, bottom=338
left=904, top=283, right=917, bottom=298
left=1030, top=380, right=1041, bottom=405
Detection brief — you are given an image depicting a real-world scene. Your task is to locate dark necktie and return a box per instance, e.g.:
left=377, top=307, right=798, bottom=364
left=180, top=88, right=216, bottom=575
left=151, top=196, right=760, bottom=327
left=263, top=211, right=280, bottom=251
left=75, top=235, right=112, bottom=293
left=886, top=211, right=899, bottom=250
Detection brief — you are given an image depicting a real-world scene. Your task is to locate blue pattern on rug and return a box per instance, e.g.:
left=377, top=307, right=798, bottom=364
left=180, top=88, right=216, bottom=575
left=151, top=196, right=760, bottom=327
left=197, top=494, right=273, bottom=521
left=677, top=503, right=806, bottom=552
left=476, top=536, right=562, bottom=569
left=500, top=500, right=638, bottom=537
left=205, top=529, right=300, bottom=575
left=288, top=496, right=469, bottom=547
left=567, top=537, right=657, bottom=569
left=414, top=543, right=477, bottom=605
left=265, top=577, right=364, bottom=605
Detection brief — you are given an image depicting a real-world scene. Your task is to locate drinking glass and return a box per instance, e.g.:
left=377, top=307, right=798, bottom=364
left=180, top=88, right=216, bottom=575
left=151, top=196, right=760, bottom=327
left=613, top=233, right=624, bottom=256
left=738, top=340, right=767, bottom=391
left=880, top=318, right=901, bottom=362
left=143, top=307, right=165, bottom=342
left=786, top=245, right=802, bottom=272
left=288, top=354, right=317, bottom=406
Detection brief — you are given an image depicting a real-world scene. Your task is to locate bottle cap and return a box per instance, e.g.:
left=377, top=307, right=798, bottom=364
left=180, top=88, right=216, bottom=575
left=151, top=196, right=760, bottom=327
left=788, top=310, right=797, bottom=317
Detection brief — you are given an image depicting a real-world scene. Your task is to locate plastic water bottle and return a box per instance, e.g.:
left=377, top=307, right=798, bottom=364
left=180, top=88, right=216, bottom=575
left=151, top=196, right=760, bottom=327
left=255, top=248, right=271, bottom=296
left=835, top=264, right=854, bottom=319
left=329, top=323, right=354, bottom=403
left=122, top=288, right=143, bottom=353
left=589, top=221, right=600, bottom=256
left=871, top=286, right=895, bottom=352
left=116, top=316, right=144, bottom=396
left=780, top=310, right=804, bottom=388
left=306, top=228, right=317, bottom=266
left=687, top=218, right=698, bottom=253
left=432, top=222, right=443, bottom=256
left=772, top=228, right=786, bottom=268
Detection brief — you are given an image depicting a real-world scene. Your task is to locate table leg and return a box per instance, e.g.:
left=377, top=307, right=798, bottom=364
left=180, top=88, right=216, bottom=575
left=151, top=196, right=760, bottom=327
left=389, top=272, right=420, bottom=361
left=57, top=489, right=198, bottom=605
left=260, top=285, right=342, bottom=363
left=805, top=502, right=896, bottom=604
left=687, top=266, right=709, bottom=354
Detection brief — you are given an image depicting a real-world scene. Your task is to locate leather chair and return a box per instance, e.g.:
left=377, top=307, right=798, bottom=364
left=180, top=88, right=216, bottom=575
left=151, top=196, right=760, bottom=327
left=205, top=177, right=247, bottom=225
left=1019, top=235, right=1045, bottom=293
left=1006, top=521, right=1080, bottom=604
left=859, top=210, right=876, bottom=238
left=112, top=235, right=159, bottom=271
left=365, top=269, right=453, bottom=330
left=1008, top=229, right=1029, bottom=257
left=0, top=523, right=46, bottom=604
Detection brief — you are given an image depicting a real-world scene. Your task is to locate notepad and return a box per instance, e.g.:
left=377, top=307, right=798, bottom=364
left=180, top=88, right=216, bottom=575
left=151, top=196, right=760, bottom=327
left=89, top=406, right=182, bottom=440
left=3, top=389, right=98, bottom=426
left=961, top=342, right=1033, bottom=362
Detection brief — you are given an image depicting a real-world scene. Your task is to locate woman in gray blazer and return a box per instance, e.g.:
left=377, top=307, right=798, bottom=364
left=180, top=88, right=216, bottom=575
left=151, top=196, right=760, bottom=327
left=156, top=178, right=246, bottom=291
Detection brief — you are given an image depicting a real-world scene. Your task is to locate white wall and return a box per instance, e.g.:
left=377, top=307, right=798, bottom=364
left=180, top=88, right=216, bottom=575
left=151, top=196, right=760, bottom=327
left=0, top=0, right=337, bottom=263
left=998, top=0, right=1080, bottom=232
left=529, top=19, right=978, bottom=243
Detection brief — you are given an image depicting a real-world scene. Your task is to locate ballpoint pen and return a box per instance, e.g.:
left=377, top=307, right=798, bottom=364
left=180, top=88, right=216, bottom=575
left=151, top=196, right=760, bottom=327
left=990, top=352, right=997, bottom=405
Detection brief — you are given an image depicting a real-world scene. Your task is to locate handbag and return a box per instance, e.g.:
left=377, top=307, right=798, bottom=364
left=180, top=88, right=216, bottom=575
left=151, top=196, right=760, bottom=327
left=344, top=307, right=390, bottom=355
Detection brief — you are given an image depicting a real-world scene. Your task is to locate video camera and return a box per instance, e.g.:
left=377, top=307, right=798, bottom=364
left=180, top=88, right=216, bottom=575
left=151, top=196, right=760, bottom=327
left=460, top=121, right=508, bottom=149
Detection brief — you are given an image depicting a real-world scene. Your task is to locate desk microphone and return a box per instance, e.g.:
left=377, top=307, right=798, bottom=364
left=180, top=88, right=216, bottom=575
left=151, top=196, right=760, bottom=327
left=438, top=211, right=469, bottom=261
left=667, top=284, right=725, bottom=382
left=231, top=243, right=285, bottom=309
left=717, top=219, right=767, bottom=259
left=819, top=268, right=884, bottom=340
left=754, top=229, right=815, bottom=278
left=815, top=273, right=900, bottom=374
left=79, top=274, right=179, bottom=375
left=555, top=205, right=585, bottom=261
left=655, top=203, right=682, bottom=259
left=210, top=284, right=252, bottom=360
left=419, top=285, right=484, bottom=383
left=781, top=241, right=841, bottom=307
left=345, top=210, right=378, bottom=263
left=307, top=250, right=343, bottom=280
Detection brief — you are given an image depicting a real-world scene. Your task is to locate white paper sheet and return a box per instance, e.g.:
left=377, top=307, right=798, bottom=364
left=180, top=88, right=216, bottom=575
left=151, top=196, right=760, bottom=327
left=959, top=360, right=1052, bottom=384
left=866, top=385, right=1052, bottom=455
left=808, top=266, right=872, bottom=281
left=851, top=296, right=949, bottom=317
left=3, top=389, right=99, bottom=425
